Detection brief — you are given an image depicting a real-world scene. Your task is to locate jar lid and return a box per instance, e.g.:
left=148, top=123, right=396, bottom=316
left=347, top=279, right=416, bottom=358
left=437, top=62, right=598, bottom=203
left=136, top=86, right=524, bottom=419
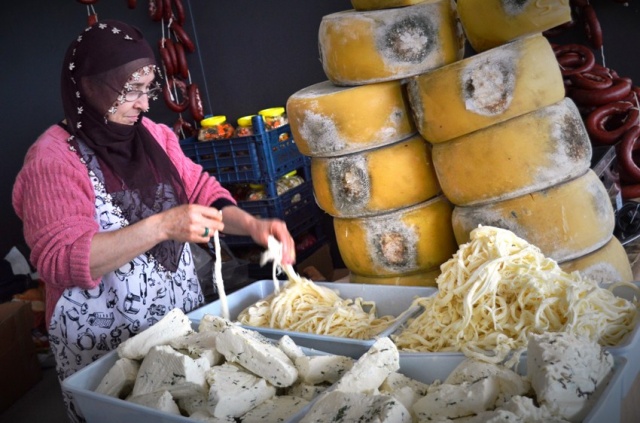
left=258, top=107, right=285, bottom=118
left=201, top=115, right=227, bottom=127
left=282, top=170, right=298, bottom=179
left=237, top=115, right=255, bottom=127
left=249, top=183, right=264, bottom=189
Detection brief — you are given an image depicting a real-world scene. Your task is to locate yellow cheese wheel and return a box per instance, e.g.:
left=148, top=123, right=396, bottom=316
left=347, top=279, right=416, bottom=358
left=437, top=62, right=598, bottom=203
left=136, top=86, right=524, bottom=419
left=286, top=80, right=415, bottom=157
left=351, top=0, right=426, bottom=11
left=452, top=170, right=615, bottom=262
left=350, top=267, right=440, bottom=287
left=312, top=134, right=440, bottom=217
left=334, top=195, right=457, bottom=277
left=457, top=0, right=571, bottom=52
left=318, top=0, right=464, bottom=86
left=406, top=33, right=564, bottom=144
left=432, top=98, right=592, bottom=206
left=559, top=237, right=633, bottom=286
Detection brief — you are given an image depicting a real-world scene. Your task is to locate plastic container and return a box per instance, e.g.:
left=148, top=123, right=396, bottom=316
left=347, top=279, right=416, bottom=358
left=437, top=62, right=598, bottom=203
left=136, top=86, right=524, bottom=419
left=187, top=280, right=435, bottom=358
left=258, top=107, right=288, bottom=131
left=235, top=115, right=255, bottom=137
left=180, top=117, right=306, bottom=184
left=197, top=115, right=235, bottom=141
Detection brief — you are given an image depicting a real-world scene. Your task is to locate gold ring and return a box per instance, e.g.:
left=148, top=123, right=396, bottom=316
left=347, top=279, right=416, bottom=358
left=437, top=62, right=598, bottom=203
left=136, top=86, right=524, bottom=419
left=202, top=227, right=209, bottom=238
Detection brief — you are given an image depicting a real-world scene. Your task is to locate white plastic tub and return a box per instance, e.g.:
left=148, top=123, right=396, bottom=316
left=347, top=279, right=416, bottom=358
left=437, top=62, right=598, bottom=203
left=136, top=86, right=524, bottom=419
left=187, top=280, right=436, bottom=357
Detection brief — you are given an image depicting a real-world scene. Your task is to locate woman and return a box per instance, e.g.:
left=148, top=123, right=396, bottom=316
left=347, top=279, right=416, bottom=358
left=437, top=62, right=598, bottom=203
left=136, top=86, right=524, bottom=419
left=12, top=19, right=295, bottom=421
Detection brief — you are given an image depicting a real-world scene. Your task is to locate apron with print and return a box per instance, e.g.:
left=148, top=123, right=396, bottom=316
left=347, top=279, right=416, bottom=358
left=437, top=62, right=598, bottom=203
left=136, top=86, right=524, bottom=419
left=48, top=140, right=204, bottom=422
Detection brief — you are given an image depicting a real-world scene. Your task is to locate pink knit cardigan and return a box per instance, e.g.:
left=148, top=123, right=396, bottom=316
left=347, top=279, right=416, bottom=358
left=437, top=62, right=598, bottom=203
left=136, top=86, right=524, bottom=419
left=12, top=118, right=236, bottom=327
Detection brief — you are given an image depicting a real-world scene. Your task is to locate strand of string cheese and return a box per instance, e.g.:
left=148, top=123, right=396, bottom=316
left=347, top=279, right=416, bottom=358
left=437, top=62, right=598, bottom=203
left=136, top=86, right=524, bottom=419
left=212, top=214, right=229, bottom=319
left=393, top=226, right=639, bottom=366
left=237, top=236, right=395, bottom=339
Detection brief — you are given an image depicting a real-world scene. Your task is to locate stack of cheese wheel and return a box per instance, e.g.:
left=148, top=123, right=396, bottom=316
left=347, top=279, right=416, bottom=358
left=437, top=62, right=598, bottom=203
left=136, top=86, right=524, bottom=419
left=286, top=0, right=465, bottom=286
left=404, top=5, right=632, bottom=284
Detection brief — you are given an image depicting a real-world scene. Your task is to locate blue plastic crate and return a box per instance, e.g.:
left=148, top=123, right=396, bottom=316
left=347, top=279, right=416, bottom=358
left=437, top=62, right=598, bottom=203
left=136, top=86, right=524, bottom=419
left=180, top=116, right=308, bottom=184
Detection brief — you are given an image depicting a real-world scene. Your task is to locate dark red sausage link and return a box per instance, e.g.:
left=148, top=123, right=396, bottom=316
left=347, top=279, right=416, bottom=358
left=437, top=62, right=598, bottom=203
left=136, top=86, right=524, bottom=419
left=616, top=126, right=640, bottom=184
left=554, top=44, right=595, bottom=76
left=170, top=22, right=195, bottom=53
left=173, top=116, right=196, bottom=139
left=163, top=0, right=173, bottom=22
left=188, top=83, right=204, bottom=122
left=159, top=46, right=175, bottom=76
left=149, top=0, right=163, bottom=21
left=621, top=183, right=640, bottom=200
left=586, top=101, right=639, bottom=145
left=570, top=67, right=613, bottom=90
left=172, top=0, right=186, bottom=26
left=76, top=0, right=99, bottom=4
left=174, top=41, right=189, bottom=79
left=582, top=5, right=603, bottom=50
left=164, top=38, right=178, bottom=71
left=164, top=78, right=189, bottom=113
left=568, top=77, right=633, bottom=107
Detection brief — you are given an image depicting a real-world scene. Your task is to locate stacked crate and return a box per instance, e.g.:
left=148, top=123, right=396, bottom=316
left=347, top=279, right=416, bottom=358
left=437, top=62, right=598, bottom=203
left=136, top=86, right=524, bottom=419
left=180, top=115, right=325, bottom=277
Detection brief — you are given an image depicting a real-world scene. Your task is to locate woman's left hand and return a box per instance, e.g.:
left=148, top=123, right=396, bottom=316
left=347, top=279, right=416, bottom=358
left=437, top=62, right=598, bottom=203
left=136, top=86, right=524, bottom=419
left=250, top=218, right=296, bottom=265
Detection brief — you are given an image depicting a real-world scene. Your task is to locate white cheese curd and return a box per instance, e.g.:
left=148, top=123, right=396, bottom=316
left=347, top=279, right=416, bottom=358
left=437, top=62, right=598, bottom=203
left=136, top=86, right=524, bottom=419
left=240, top=395, right=309, bottom=422
left=295, top=354, right=354, bottom=384
left=169, top=330, right=224, bottom=366
left=300, top=391, right=412, bottom=423
left=500, top=395, right=570, bottom=423
left=278, top=334, right=306, bottom=361
left=127, top=390, right=181, bottom=415
left=94, top=357, right=139, bottom=398
left=285, top=382, right=330, bottom=401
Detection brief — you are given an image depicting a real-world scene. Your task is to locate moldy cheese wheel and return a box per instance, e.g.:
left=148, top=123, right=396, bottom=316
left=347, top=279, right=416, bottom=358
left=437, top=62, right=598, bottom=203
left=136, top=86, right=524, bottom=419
left=286, top=80, right=415, bottom=157
left=351, top=0, right=426, bottom=11
left=312, top=134, right=440, bottom=217
left=350, top=267, right=440, bottom=287
left=451, top=170, right=615, bottom=263
left=318, top=0, right=464, bottom=86
left=457, top=0, right=571, bottom=52
left=406, top=33, right=564, bottom=144
left=559, top=237, right=633, bottom=286
left=432, top=98, right=592, bottom=207
left=334, top=195, right=457, bottom=278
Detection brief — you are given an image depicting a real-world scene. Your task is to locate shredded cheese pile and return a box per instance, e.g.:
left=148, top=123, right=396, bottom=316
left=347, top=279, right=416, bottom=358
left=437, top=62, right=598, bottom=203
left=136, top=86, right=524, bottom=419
left=393, top=226, right=639, bottom=365
left=237, top=237, right=396, bottom=339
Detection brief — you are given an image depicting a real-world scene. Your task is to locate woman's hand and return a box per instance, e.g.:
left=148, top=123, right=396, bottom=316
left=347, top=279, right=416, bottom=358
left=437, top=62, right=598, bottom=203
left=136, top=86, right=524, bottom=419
left=157, top=204, right=224, bottom=243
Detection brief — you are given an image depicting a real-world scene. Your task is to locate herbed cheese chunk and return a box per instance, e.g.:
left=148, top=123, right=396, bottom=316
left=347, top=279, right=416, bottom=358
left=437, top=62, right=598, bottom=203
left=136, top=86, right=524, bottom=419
left=198, top=314, right=235, bottom=334
left=286, top=382, right=330, bottom=401
left=131, top=345, right=208, bottom=399
left=300, top=391, right=411, bottom=423
left=278, top=335, right=306, bottom=361
left=169, top=330, right=224, bottom=366
left=127, top=390, right=181, bottom=415
left=500, top=395, right=571, bottom=423
left=95, top=357, right=140, bottom=398
left=333, top=337, right=399, bottom=394
left=177, top=392, right=209, bottom=416
left=295, top=355, right=354, bottom=384
left=206, top=363, right=275, bottom=418
left=240, top=395, right=309, bottom=422
left=461, top=409, right=523, bottom=423
left=215, top=324, right=298, bottom=387
left=527, top=332, right=614, bottom=422
left=188, top=410, right=236, bottom=422
left=117, top=307, right=193, bottom=360
left=412, top=376, right=500, bottom=420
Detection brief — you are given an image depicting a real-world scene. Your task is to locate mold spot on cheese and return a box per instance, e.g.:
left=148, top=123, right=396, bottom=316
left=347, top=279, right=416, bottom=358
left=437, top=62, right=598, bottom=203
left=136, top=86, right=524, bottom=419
left=502, top=0, right=532, bottom=16
left=328, top=156, right=371, bottom=213
left=365, top=219, right=417, bottom=272
left=462, top=53, right=516, bottom=116
left=299, top=110, right=346, bottom=156
left=379, top=15, right=435, bottom=64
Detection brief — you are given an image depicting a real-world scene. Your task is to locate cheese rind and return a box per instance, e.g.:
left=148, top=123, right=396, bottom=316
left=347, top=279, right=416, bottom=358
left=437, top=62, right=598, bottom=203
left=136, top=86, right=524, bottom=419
left=334, top=195, right=457, bottom=277
left=286, top=80, right=415, bottom=157
left=457, top=0, right=571, bottom=52
left=407, top=33, right=564, bottom=144
left=452, top=170, right=615, bottom=262
left=351, top=0, right=426, bottom=11
left=312, top=134, right=441, bottom=217
left=349, top=267, right=440, bottom=287
left=559, top=236, right=633, bottom=287
left=318, top=0, right=464, bottom=85
left=432, top=98, right=591, bottom=206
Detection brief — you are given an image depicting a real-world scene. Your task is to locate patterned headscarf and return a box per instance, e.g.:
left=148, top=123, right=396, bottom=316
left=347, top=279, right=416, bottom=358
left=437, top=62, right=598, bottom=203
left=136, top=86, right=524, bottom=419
left=61, top=19, right=188, bottom=272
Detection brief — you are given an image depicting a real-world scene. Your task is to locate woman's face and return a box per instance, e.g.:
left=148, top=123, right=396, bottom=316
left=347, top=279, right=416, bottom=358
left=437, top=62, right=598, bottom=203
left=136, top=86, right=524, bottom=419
left=107, top=71, right=156, bottom=126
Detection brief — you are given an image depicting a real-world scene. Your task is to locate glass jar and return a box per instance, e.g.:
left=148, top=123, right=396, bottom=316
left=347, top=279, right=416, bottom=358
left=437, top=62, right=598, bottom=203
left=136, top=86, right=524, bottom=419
left=258, top=107, right=288, bottom=131
left=198, top=115, right=235, bottom=141
left=235, top=115, right=255, bottom=137
left=247, top=183, right=266, bottom=201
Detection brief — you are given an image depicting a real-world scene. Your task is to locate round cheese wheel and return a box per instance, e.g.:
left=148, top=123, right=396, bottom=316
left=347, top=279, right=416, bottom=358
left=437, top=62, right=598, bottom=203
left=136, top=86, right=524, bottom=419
left=457, top=0, right=571, bottom=52
left=452, top=170, right=615, bottom=262
left=406, top=33, right=564, bottom=144
left=286, top=80, right=415, bottom=157
left=312, top=134, right=440, bottom=217
left=318, top=0, right=464, bottom=86
left=350, top=0, right=426, bottom=11
left=350, top=267, right=440, bottom=287
left=559, top=237, right=633, bottom=286
left=334, top=195, right=457, bottom=277
left=432, top=98, right=592, bottom=206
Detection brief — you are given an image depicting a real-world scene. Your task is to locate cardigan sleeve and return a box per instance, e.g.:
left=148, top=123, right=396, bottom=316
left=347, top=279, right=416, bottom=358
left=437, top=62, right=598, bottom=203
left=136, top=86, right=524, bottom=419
left=12, top=126, right=101, bottom=291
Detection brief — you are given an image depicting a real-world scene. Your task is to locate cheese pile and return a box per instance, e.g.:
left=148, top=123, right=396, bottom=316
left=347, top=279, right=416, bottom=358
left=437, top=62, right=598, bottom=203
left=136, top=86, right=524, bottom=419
left=94, top=308, right=615, bottom=422
left=393, top=226, right=639, bottom=365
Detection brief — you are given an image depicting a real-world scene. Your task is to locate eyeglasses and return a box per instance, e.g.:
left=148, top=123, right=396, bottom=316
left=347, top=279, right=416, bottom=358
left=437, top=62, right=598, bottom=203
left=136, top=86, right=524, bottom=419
left=122, top=86, right=162, bottom=102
